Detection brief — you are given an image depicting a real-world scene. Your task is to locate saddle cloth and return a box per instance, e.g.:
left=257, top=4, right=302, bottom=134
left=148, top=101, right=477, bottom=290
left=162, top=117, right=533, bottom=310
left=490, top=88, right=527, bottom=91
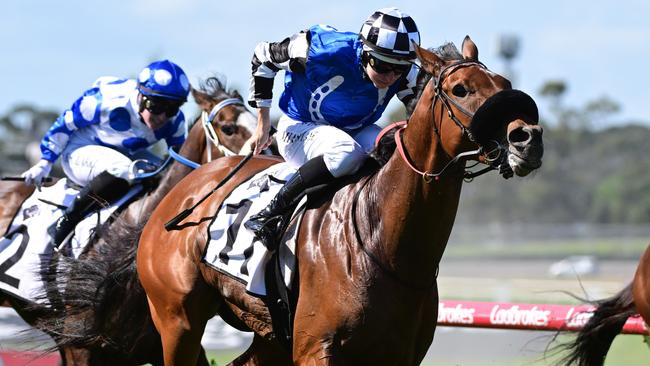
left=0, top=178, right=141, bottom=303
left=203, top=162, right=302, bottom=296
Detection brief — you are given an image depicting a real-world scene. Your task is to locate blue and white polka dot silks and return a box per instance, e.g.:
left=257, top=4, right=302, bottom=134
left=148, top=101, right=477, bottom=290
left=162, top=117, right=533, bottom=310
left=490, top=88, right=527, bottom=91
left=40, top=77, right=186, bottom=162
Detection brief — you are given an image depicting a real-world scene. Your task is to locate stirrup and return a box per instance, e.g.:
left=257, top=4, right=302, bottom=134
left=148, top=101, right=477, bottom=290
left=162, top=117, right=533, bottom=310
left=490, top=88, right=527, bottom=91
left=244, top=211, right=281, bottom=232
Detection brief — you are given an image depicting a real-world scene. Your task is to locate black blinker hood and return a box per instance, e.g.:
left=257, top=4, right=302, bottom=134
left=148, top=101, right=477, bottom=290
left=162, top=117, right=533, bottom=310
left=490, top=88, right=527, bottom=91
left=469, top=89, right=538, bottom=144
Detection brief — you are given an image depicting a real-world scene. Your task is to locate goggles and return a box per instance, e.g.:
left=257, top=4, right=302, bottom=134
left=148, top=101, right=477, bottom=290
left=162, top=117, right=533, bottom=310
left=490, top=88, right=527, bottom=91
left=141, top=95, right=182, bottom=117
left=368, top=54, right=412, bottom=75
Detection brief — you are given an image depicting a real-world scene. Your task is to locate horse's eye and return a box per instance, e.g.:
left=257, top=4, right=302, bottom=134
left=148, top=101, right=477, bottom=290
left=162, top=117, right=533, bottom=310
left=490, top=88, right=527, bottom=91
left=452, top=84, right=468, bottom=97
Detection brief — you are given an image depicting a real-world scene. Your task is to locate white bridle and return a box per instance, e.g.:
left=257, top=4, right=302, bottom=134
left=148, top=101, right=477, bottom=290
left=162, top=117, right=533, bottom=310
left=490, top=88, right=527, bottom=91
left=201, top=98, right=246, bottom=162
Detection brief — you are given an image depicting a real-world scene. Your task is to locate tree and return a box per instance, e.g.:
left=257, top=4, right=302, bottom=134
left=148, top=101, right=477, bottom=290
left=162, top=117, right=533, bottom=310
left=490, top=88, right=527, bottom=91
left=0, top=104, right=59, bottom=175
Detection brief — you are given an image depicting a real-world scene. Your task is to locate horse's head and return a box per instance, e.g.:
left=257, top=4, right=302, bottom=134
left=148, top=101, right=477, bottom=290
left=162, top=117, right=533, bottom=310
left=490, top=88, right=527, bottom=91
left=413, top=37, right=543, bottom=177
left=191, top=77, right=255, bottom=159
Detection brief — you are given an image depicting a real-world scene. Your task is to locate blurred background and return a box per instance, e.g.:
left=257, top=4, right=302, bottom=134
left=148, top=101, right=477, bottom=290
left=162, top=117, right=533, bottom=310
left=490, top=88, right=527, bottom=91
left=1, top=1, right=649, bottom=365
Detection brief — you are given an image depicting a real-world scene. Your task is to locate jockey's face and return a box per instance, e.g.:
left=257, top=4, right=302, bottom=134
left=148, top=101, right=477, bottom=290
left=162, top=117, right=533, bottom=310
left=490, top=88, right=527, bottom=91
left=365, top=64, right=402, bottom=89
left=140, top=108, right=168, bottom=130
left=138, top=94, right=181, bottom=130
left=364, top=54, right=410, bottom=89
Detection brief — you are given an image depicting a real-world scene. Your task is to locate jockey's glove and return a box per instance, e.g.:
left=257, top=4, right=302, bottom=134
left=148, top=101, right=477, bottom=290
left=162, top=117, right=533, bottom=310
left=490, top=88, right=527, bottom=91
left=21, top=159, right=53, bottom=189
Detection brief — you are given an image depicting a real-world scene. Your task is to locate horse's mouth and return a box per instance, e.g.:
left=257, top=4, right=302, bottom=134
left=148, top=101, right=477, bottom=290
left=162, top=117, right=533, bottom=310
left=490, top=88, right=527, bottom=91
left=507, top=149, right=542, bottom=177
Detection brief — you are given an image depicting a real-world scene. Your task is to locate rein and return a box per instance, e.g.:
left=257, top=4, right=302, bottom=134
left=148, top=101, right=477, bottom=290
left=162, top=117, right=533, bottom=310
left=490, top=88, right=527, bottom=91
left=130, top=97, right=244, bottom=180
left=201, top=98, right=246, bottom=161
left=129, top=147, right=200, bottom=181
left=351, top=61, right=509, bottom=289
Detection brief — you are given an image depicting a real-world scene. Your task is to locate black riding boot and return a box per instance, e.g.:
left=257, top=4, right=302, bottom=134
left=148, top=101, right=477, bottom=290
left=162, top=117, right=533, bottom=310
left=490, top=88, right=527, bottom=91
left=48, top=171, right=131, bottom=246
left=244, top=155, right=335, bottom=248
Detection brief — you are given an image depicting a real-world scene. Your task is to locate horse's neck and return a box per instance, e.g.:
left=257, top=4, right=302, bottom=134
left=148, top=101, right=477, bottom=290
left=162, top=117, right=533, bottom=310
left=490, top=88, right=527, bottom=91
left=129, top=125, right=207, bottom=222
left=0, top=182, right=34, bottom=235
left=367, top=97, right=464, bottom=277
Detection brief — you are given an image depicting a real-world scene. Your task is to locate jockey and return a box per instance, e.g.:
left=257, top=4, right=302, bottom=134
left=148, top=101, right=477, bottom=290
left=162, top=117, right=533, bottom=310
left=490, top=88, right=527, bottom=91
left=244, top=7, right=420, bottom=246
left=21, top=59, right=191, bottom=245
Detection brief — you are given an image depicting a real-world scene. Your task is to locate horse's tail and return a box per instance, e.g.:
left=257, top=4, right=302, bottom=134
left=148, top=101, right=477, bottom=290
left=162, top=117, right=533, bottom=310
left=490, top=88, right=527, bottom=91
left=33, top=219, right=159, bottom=360
left=559, top=282, right=636, bottom=366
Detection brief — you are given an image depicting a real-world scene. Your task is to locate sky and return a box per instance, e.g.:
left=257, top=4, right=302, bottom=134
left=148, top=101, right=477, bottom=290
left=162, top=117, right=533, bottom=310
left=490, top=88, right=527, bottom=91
left=2, top=0, right=649, bottom=127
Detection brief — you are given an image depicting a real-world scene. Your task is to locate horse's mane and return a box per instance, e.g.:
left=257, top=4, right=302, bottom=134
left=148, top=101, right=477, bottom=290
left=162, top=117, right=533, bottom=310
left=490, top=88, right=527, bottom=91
left=194, top=76, right=243, bottom=102
left=371, top=42, right=462, bottom=167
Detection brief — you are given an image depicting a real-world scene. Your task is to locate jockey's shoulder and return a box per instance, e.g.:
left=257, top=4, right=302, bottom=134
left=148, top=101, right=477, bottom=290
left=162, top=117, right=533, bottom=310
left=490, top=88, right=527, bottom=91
left=91, top=76, right=137, bottom=91
left=82, top=78, right=138, bottom=109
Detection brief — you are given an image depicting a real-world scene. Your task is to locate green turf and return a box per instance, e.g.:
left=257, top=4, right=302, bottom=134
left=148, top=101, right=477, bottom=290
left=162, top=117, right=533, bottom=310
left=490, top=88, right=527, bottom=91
left=445, top=238, right=648, bottom=260
left=205, top=351, right=243, bottom=366
left=412, top=335, right=647, bottom=366
left=207, top=335, right=649, bottom=365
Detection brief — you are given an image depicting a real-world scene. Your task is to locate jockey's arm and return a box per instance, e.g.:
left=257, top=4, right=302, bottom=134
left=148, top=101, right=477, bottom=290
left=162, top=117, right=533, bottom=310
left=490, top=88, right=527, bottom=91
left=248, top=30, right=310, bottom=153
left=24, top=91, right=100, bottom=186
left=247, top=30, right=310, bottom=109
left=39, top=89, right=103, bottom=163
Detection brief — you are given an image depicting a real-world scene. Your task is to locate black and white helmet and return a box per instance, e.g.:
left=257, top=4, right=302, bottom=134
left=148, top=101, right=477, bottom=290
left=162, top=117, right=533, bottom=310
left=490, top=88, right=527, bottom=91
left=359, top=7, right=420, bottom=61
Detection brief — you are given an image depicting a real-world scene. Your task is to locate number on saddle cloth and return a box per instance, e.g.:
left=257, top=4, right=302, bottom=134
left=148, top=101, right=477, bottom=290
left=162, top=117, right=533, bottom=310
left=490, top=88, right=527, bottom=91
left=203, top=162, right=301, bottom=296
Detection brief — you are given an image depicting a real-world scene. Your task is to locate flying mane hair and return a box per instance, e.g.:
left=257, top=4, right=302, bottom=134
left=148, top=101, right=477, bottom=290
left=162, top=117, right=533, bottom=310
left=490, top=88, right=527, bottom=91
left=370, top=43, right=462, bottom=167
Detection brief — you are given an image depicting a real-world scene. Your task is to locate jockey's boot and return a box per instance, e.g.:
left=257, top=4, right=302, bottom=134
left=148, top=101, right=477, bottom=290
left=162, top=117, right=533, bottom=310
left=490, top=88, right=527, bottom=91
left=244, top=155, right=335, bottom=249
left=48, top=171, right=131, bottom=246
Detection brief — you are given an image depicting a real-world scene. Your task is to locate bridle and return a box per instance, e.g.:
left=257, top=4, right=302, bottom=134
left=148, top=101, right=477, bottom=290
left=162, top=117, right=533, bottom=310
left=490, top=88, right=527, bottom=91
left=353, top=59, right=511, bottom=290
left=389, top=59, right=509, bottom=183
left=200, top=98, right=246, bottom=162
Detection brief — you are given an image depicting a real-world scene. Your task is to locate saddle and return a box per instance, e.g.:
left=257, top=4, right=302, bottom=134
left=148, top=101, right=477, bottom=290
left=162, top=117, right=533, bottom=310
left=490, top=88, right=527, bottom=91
left=0, top=178, right=146, bottom=302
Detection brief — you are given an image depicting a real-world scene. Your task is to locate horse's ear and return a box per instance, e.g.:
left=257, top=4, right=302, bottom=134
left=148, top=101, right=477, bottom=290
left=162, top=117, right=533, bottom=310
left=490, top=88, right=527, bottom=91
left=462, top=35, right=479, bottom=61
left=414, top=43, right=443, bottom=76
left=191, top=88, right=212, bottom=112
left=232, top=89, right=243, bottom=101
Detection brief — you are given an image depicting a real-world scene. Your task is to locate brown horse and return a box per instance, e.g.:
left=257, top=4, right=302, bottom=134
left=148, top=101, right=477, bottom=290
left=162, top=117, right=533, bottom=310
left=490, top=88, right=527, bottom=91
left=0, top=76, right=253, bottom=365
left=137, top=38, right=544, bottom=366
left=560, top=243, right=650, bottom=366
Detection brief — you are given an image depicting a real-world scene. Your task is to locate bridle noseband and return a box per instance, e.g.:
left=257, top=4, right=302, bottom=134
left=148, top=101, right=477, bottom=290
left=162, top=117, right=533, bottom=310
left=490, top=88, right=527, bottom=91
left=390, top=59, right=508, bottom=182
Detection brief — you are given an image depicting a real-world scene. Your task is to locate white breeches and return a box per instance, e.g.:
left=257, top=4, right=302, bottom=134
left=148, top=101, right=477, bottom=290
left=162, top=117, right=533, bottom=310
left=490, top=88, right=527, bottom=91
left=276, top=114, right=380, bottom=178
left=61, top=144, right=133, bottom=186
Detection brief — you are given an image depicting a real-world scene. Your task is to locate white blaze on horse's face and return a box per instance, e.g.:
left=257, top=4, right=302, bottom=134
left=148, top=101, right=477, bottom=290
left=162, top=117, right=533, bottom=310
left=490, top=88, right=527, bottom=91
left=236, top=110, right=258, bottom=134
left=236, top=110, right=258, bottom=155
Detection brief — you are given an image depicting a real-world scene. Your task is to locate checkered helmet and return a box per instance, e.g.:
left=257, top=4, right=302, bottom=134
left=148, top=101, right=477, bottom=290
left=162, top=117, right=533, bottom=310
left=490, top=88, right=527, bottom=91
left=137, top=60, right=191, bottom=102
left=359, top=7, right=420, bottom=60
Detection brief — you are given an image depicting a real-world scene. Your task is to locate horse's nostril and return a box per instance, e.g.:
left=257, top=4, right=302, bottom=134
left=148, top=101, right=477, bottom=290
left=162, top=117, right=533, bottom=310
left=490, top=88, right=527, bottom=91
left=508, top=127, right=530, bottom=145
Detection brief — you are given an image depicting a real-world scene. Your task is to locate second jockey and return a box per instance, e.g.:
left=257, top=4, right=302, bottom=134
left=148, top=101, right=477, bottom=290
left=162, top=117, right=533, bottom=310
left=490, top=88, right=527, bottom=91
left=244, top=7, right=421, bottom=247
left=21, top=59, right=191, bottom=245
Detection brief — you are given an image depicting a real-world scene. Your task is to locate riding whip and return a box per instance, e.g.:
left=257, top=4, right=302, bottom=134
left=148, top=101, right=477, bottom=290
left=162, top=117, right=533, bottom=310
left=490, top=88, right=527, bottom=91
left=2, top=176, right=54, bottom=183
left=164, top=152, right=253, bottom=231
left=164, top=126, right=276, bottom=231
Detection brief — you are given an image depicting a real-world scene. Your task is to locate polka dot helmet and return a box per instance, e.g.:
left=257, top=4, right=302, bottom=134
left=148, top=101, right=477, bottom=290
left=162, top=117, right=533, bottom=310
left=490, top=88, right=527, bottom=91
left=359, top=7, right=420, bottom=61
left=137, top=60, right=190, bottom=102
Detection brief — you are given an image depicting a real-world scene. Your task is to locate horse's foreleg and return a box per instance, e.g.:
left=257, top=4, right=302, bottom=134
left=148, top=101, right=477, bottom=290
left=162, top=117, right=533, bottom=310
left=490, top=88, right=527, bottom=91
left=60, top=347, right=91, bottom=366
left=148, top=295, right=209, bottom=366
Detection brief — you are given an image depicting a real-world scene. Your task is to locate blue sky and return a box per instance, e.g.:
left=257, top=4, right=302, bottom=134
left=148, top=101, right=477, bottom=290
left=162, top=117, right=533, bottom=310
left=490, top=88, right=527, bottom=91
left=2, top=0, right=649, bottom=127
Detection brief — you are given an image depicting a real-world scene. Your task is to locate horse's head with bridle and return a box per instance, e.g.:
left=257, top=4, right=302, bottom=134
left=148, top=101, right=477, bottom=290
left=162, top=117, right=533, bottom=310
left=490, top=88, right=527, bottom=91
left=191, top=77, right=255, bottom=161
left=405, top=37, right=543, bottom=182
